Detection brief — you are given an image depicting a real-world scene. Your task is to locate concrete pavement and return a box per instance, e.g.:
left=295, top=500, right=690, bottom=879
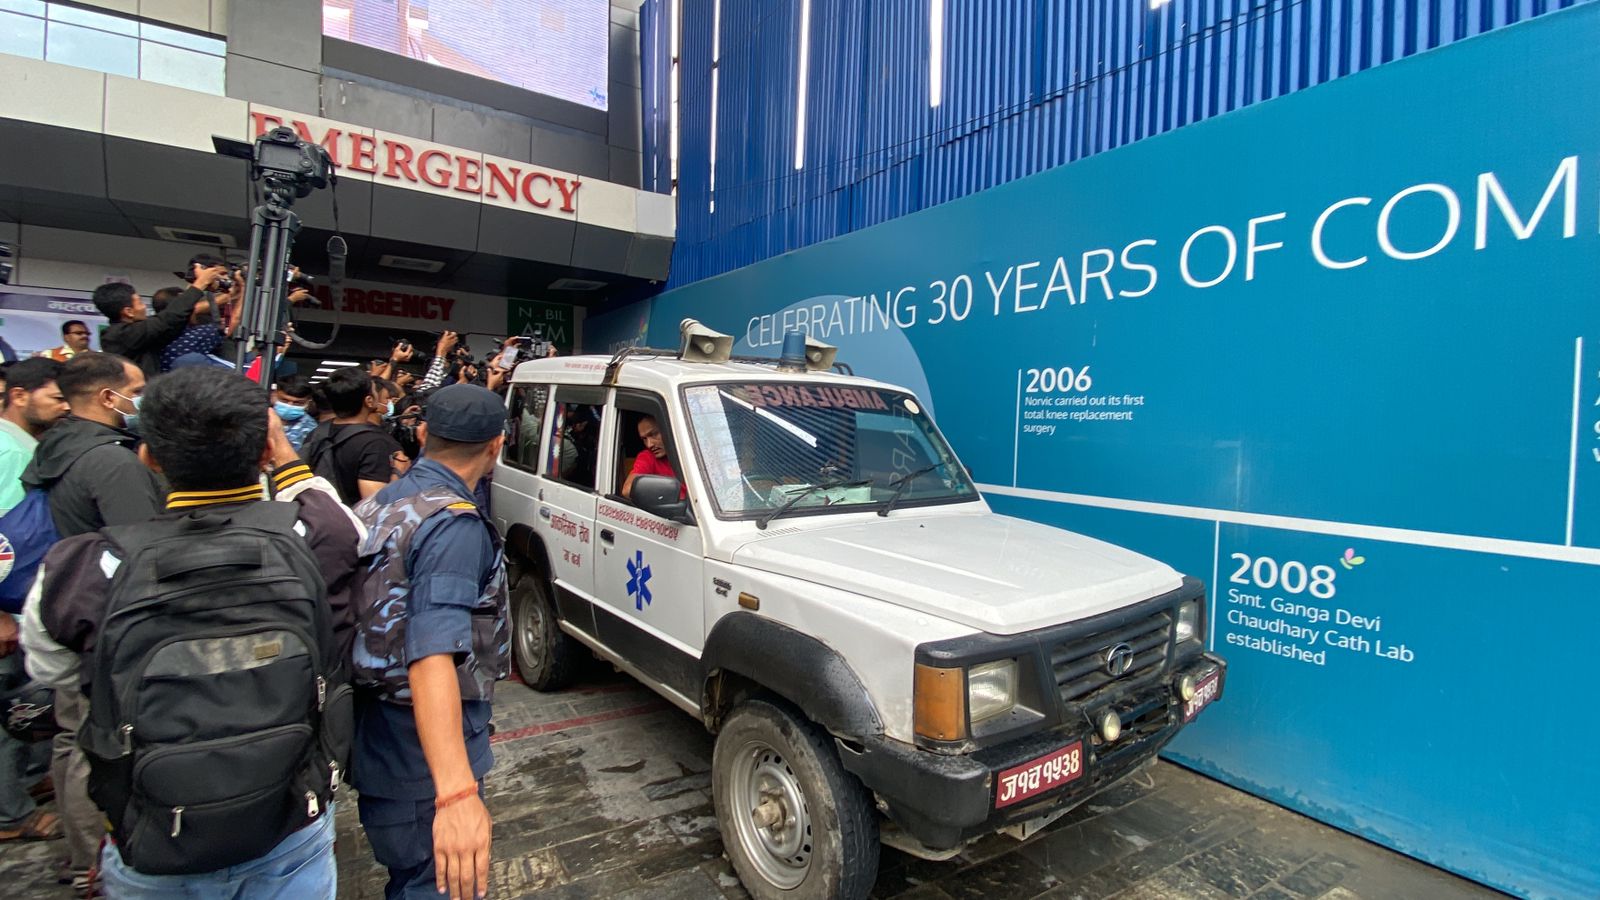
left=0, top=666, right=1509, bottom=899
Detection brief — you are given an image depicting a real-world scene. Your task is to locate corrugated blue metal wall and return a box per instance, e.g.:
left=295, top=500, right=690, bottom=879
left=644, top=0, right=1592, bottom=289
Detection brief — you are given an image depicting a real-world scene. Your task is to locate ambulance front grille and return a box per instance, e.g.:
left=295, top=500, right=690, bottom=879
left=1050, top=610, right=1172, bottom=705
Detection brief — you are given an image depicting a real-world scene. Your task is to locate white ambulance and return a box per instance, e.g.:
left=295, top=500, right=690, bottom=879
left=491, top=320, right=1226, bottom=900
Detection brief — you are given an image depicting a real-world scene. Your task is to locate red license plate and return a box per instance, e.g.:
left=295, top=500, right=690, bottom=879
left=1183, top=671, right=1221, bottom=722
left=994, top=741, right=1084, bottom=810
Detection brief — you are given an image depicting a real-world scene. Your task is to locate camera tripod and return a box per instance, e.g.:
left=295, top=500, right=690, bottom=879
left=232, top=180, right=299, bottom=382
left=216, top=125, right=342, bottom=383
left=232, top=179, right=347, bottom=382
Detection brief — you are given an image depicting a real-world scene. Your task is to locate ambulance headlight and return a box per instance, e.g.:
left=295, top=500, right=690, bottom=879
left=1175, top=601, right=1199, bottom=643
left=967, top=659, right=1018, bottom=723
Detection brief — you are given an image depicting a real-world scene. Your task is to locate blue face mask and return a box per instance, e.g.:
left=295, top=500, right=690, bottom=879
left=111, top=390, right=142, bottom=434
left=275, top=401, right=308, bottom=422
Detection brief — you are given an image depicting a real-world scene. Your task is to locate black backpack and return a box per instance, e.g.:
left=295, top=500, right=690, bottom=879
left=79, top=501, right=352, bottom=876
left=304, top=423, right=383, bottom=505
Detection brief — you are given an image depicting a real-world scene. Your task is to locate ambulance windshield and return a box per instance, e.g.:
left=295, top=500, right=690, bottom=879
left=682, top=382, right=977, bottom=520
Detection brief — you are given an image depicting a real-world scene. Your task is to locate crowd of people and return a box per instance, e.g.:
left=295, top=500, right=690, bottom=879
left=0, top=260, right=542, bottom=900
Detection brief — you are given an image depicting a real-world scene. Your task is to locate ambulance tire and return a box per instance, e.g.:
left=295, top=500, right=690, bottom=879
left=509, top=560, right=579, bottom=690
left=714, top=699, right=879, bottom=900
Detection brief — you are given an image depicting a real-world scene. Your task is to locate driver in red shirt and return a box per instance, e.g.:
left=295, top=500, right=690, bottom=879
left=623, top=415, right=685, bottom=500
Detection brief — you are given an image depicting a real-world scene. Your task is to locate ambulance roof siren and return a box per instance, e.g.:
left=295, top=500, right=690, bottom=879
left=801, top=333, right=837, bottom=373
left=679, top=318, right=733, bottom=363
left=776, top=329, right=838, bottom=373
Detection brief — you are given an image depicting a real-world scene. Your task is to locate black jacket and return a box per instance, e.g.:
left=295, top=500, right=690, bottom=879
left=101, top=286, right=204, bottom=377
left=20, top=416, right=163, bottom=537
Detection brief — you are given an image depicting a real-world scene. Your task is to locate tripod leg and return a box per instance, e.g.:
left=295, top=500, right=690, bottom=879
left=233, top=209, right=269, bottom=370
left=237, top=202, right=301, bottom=384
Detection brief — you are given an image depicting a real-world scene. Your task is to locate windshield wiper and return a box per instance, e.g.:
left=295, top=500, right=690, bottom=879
left=877, top=462, right=947, bottom=517
left=756, top=478, right=872, bottom=530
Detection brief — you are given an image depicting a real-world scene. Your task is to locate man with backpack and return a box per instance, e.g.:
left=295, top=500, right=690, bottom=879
left=20, top=367, right=363, bottom=897
left=0, top=358, right=68, bottom=845
left=0, top=358, right=68, bottom=513
left=350, top=383, right=509, bottom=900
left=302, top=366, right=404, bottom=505
left=14, top=351, right=162, bottom=889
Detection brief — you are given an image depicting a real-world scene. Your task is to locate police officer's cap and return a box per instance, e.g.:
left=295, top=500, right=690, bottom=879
left=425, top=384, right=506, bottom=442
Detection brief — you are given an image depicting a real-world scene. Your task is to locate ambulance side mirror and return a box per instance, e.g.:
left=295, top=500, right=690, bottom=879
left=633, top=475, right=694, bottom=525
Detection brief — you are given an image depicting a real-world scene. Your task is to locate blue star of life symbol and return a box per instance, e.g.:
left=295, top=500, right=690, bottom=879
left=626, top=550, right=652, bottom=610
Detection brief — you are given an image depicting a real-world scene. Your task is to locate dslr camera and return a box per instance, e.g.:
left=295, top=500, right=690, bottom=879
left=389, top=402, right=424, bottom=461
left=254, top=126, right=332, bottom=200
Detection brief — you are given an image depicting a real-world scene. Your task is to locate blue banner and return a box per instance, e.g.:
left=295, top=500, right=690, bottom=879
left=582, top=298, right=653, bottom=354
left=641, top=8, right=1600, bottom=898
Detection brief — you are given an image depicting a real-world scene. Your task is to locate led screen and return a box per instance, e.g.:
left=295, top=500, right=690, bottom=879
left=323, top=0, right=608, bottom=110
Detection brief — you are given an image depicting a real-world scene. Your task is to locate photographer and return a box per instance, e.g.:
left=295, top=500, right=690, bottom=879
left=95, top=259, right=227, bottom=378
left=486, top=364, right=509, bottom=395
left=372, top=327, right=440, bottom=386
left=388, top=393, right=426, bottom=477
left=155, top=271, right=244, bottom=373
left=414, top=331, right=465, bottom=393
left=485, top=334, right=553, bottom=396
left=286, top=267, right=315, bottom=308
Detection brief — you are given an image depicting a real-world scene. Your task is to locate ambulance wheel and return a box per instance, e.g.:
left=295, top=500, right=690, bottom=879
left=509, top=560, right=579, bottom=690
left=713, top=699, right=879, bottom=900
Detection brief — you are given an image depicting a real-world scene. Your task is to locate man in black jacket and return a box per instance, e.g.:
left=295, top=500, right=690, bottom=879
left=20, top=352, right=161, bottom=537
left=17, top=351, right=160, bottom=887
left=95, top=260, right=227, bottom=378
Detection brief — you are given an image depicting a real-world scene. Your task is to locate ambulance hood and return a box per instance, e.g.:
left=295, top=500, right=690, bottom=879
left=731, top=513, right=1184, bottom=635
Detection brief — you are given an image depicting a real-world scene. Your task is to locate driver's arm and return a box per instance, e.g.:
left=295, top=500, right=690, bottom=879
left=621, top=452, right=643, bottom=499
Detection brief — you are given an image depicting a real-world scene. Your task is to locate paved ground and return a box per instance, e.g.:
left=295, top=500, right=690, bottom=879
left=1, top=664, right=1508, bottom=900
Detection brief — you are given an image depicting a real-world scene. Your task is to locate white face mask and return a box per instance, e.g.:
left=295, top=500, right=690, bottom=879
left=109, top=389, right=142, bottom=433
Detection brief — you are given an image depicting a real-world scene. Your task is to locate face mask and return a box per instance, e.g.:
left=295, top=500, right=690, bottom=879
left=275, top=401, right=308, bottom=422
left=385, top=400, right=397, bottom=418
left=110, top=390, right=142, bottom=433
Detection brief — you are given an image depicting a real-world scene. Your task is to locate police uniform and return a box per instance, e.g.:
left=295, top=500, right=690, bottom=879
left=348, top=385, right=509, bottom=900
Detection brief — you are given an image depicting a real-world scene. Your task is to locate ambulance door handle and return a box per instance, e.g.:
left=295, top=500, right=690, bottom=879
left=600, top=529, right=615, bottom=545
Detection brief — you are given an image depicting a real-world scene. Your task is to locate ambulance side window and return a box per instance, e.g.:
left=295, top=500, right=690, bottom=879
left=503, top=384, right=549, bottom=473
left=611, top=392, right=674, bottom=502
left=544, top=386, right=606, bottom=491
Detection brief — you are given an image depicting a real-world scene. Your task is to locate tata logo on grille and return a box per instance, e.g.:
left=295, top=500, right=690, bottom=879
left=1104, top=642, right=1135, bottom=677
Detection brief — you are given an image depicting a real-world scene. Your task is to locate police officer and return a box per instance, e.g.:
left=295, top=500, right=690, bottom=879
left=350, top=384, right=510, bottom=900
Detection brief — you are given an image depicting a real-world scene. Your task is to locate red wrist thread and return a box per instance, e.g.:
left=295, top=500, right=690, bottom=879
left=434, top=785, right=478, bottom=810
